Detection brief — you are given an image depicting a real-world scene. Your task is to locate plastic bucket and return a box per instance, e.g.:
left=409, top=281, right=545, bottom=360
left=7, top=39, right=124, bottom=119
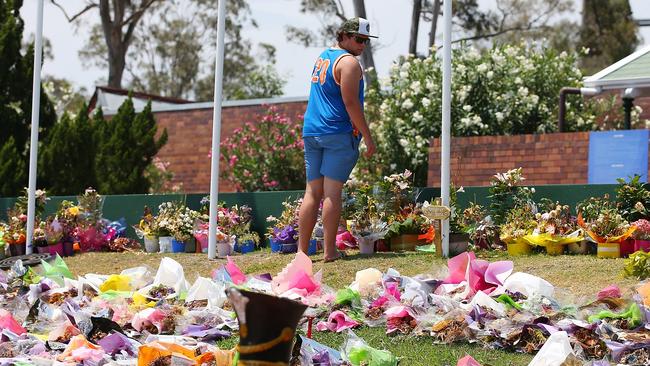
left=634, top=239, right=650, bottom=252
left=358, top=238, right=374, bottom=255
left=144, top=236, right=160, bottom=253
left=238, top=240, right=256, bottom=254
left=270, top=238, right=281, bottom=253
left=217, top=242, right=232, bottom=257
left=597, top=242, right=620, bottom=258
left=308, top=239, right=318, bottom=255
left=506, top=238, right=531, bottom=256
left=158, top=236, right=173, bottom=253
left=546, top=243, right=565, bottom=256
left=171, top=239, right=186, bottom=253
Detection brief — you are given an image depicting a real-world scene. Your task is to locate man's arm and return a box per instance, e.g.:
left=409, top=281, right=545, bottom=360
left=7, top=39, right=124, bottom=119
left=338, top=56, right=376, bottom=157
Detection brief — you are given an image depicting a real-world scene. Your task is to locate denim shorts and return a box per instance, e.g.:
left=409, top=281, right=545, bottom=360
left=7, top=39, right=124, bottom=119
left=304, top=132, right=361, bottom=183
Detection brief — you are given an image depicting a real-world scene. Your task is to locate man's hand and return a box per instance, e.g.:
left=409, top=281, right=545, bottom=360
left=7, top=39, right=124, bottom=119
left=364, top=137, right=376, bottom=158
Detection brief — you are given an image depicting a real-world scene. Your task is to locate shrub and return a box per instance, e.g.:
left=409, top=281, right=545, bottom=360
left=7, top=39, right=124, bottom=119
left=221, top=106, right=305, bottom=191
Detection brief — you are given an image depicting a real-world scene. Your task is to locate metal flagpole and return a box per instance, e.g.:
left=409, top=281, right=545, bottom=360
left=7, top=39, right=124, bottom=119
left=208, top=0, right=227, bottom=259
left=440, top=0, right=452, bottom=257
left=25, top=0, right=45, bottom=255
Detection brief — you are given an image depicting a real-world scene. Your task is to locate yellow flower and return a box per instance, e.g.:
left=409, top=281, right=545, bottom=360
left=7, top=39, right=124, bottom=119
left=67, top=206, right=80, bottom=216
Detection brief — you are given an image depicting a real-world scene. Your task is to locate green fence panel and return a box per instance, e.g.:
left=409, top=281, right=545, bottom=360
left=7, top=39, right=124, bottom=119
left=0, top=184, right=628, bottom=243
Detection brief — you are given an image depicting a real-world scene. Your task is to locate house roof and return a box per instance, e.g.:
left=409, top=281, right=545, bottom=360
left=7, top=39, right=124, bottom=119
left=88, top=86, right=192, bottom=114
left=584, top=45, right=650, bottom=90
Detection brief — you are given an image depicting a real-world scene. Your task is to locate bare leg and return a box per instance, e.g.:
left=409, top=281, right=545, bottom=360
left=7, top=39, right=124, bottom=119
left=298, top=178, right=323, bottom=254
left=322, top=177, right=344, bottom=260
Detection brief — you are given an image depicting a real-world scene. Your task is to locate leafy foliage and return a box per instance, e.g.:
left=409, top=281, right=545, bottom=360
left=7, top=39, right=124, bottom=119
left=94, top=97, right=168, bottom=194
left=358, top=43, right=604, bottom=186
left=0, top=0, right=57, bottom=196
left=38, top=104, right=98, bottom=195
left=220, top=107, right=305, bottom=191
left=623, top=251, right=650, bottom=280
left=615, top=175, right=650, bottom=222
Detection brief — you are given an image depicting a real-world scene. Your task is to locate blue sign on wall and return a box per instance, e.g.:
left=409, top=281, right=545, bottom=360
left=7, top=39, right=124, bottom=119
left=588, top=130, right=649, bottom=184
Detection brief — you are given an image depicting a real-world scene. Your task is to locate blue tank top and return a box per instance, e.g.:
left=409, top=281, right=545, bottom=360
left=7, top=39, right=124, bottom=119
left=303, top=48, right=364, bottom=137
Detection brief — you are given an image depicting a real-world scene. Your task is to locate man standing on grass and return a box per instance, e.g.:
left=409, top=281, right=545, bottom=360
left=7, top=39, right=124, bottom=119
left=297, top=17, right=377, bottom=262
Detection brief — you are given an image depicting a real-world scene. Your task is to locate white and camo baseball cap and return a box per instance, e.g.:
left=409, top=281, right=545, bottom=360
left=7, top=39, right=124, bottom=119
left=339, top=17, right=378, bottom=38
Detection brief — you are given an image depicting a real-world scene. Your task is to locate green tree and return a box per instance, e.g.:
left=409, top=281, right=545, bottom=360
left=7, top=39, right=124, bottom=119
left=0, top=0, right=57, bottom=196
left=38, top=104, right=97, bottom=195
left=579, top=0, right=639, bottom=74
left=0, top=137, right=26, bottom=196
left=94, top=97, right=167, bottom=194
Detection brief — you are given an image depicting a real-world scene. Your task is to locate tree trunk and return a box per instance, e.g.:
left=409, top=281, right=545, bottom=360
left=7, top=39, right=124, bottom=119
left=409, top=0, right=422, bottom=55
left=429, top=0, right=441, bottom=53
left=352, top=0, right=376, bottom=85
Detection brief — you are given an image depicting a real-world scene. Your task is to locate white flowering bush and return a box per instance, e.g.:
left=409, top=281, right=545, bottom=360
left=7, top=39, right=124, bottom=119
left=155, top=201, right=200, bottom=242
left=358, top=43, right=606, bottom=186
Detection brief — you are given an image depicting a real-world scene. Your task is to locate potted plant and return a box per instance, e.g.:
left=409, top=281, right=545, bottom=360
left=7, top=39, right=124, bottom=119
left=4, top=210, right=27, bottom=257
left=155, top=202, right=180, bottom=253
left=499, top=205, right=537, bottom=256
left=458, top=202, right=499, bottom=250
left=266, top=197, right=301, bottom=253
left=488, top=168, right=535, bottom=227
left=167, top=203, right=199, bottom=253
left=616, top=175, right=650, bottom=256
left=44, top=218, right=64, bottom=256
left=385, top=206, right=429, bottom=251
left=33, top=225, right=49, bottom=254
left=55, top=200, right=84, bottom=256
left=577, top=195, right=635, bottom=258
left=525, top=200, right=583, bottom=255
left=631, top=219, right=650, bottom=252
left=134, top=206, right=159, bottom=253
left=237, top=232, right=260, bottom=254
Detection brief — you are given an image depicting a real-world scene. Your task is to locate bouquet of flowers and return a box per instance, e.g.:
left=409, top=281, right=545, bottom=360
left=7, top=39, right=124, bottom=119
left=458, top=202, right=499, bottom=249
left=631, top=219, right=650, bottom=241
left=524, top=201, right=583, bottom=248
left=133, top=206, right=159, bottom=239
left=157, top=202, right=200, bottom=242
left=499, top=205, right=536, bottom=244
left=577, top=195, right=635, bottom=244
left=77, top=188, right=104, bottom=227
left=266, top=197, right=302, bottom=243
left=44, top=218, right=64, bottom=245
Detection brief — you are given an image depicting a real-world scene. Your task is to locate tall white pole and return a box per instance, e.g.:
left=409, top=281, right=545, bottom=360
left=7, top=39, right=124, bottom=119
left=440, top=0, right=452, bottom=257
left=25, top=0, right=45, bottom=255
left=208, top=0, right=227, bottom=259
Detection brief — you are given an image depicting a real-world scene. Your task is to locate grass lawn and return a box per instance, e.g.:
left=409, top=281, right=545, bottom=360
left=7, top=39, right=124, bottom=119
left=61, top=250, right=638, bottom=365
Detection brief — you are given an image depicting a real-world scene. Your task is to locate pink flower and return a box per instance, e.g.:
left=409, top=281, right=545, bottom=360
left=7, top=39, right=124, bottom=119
left=228, top=155, right=238, bottom=167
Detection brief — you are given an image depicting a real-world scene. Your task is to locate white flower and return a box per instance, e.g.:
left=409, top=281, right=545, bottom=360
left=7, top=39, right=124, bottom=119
left=426, top=80, right=435, bottom=91
left=463, top=105, right=472, bottom=112
left=266, top=215, right=277, bottom=222
left=399, top=138, right=409, bottom=147
left=518, top=86, right=529, bottom=97
left=399, top=71, right=409, bottom=79
left=486, top=71, right=494, bottom=79
left=514, top=77, right=522, bottom=84
left=413, top=111, right=423, bottom=122
left=495, top=112, right=504, bottom=122
left=477, top=63, right=488, bottom=73
left=390, top=163, right=397, bottom=170
left=421, top=97, right=431, bottom=107
left=401, top=99, right=414, bottom=109
left=410, top=81, right=421, bottom=94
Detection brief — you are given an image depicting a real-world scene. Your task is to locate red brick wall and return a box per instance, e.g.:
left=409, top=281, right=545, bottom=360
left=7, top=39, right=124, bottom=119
left=152, top=101, right=307, bottom=193
left=428, top=132, right=591, bottom=187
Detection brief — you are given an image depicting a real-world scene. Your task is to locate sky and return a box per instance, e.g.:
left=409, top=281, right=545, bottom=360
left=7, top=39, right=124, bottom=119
left=19, top=0, right=650, bottom=100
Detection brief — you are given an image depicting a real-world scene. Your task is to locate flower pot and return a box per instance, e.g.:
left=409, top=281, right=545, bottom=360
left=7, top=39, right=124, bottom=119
left=375, top=239, right=389, bottom=252
left=307, top=239, right=318, bottom=255
left=171, top=239, right=186, bottom=253
left=35, top=246, right=50, bottom=254
left=389, top=234, right=427, bottom=252
left=620, top=239, right=635, bottom=258
left=270, top=238, right=282, bottom=253
left=185, top=239, right=196, bottom=253
left=545, top=243, right=565, bottom=256
left=280, top=242, right=298, bottom=254
left=634, top=239, right=650, bottom=252
left=597, top=242, right=620, bottom=258
left=158, top=236, right=173, bottom=253
left=358, top=237, right=375, bottom=255
left=237, top=240, right=256, bottom=254
left=49, top=242, right=64, bottom=256
left=9, top=243, right=26, bottom=257
left=567, top=240, right=589, bottom=254
left=62, top=241, right=74, bottom=257
left=144, top=236, right=160, bottom=253
left=217, top=242, right=232, bottom=257
left=506, top=238, right=531, bottom=256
